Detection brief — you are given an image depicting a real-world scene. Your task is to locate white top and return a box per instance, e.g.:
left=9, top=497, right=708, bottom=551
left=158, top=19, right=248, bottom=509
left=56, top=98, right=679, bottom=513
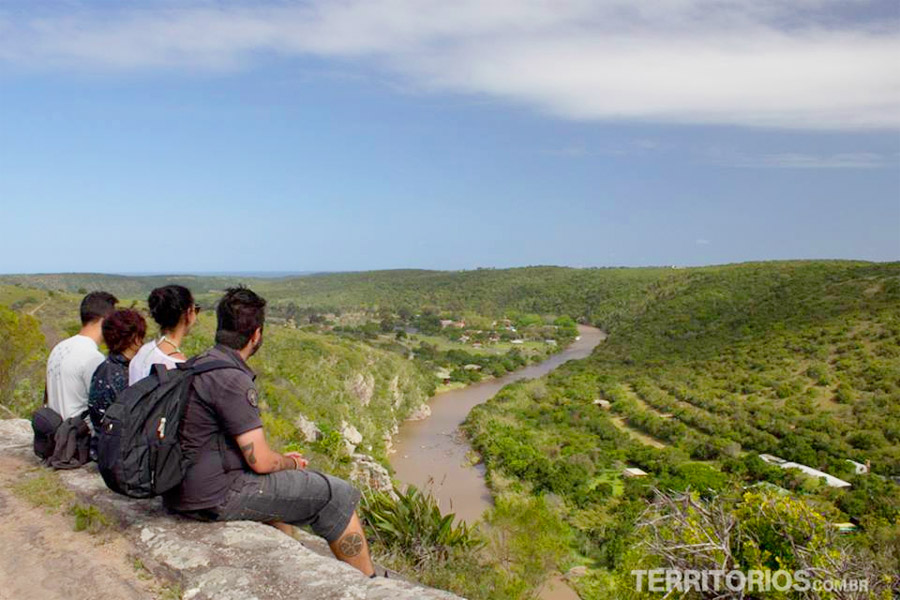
left=46, top=335, right=105, bottom=420
left=128, top=339, right=185, bottom=385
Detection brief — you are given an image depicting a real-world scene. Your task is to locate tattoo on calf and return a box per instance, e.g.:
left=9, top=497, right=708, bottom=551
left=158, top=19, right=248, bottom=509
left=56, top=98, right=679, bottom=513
left=240, top=441, right=257, bottom=465
left=337, top=532, right=364, bottom=558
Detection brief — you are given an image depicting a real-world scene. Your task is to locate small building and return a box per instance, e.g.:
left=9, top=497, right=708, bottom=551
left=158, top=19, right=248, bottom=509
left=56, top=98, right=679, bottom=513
left=440, top=319, right=455, bottom=329
left=623, top=467, right=648, bottom=478
left=435, top=368, right=452, bottom=384
left=545, top=339, right=557, bottom=346
left=846, top=459, right=869, bottom=475
left=463, top=364, right=482, bottom=371
left=472, top=342, right=483, bottom=349
left=780, top=462, right=852, bottom=489
left=593, top=399, right=611, bottom=410
left=511, top=339, right=524, bottom=345
left=758, top=454, right=850, bottom=488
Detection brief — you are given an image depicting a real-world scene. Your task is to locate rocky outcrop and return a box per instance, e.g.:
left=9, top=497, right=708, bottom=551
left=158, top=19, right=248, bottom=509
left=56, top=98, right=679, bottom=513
left=389, top=375, right=403, bottom=410
left=294, top=413, right=322, bottom=443
left=383, top=423, right=399, bottom=455
left=0, top=419, right=460, bottom=600
left=348, top=373, right=375, bottom=407
left=349, top=453, right=397, bottom=499
left=405, top=403, right=431, bottom=422
left=340, top=420, right=364, bottom=454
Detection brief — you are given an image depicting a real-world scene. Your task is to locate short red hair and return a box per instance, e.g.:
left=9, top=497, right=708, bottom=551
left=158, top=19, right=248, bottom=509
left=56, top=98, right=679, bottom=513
left=102, top=309, right=147, bottom=354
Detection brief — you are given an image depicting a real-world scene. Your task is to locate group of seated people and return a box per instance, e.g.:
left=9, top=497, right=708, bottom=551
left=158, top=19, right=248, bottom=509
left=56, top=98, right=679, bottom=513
left=43, top=286, right=378, bottom=577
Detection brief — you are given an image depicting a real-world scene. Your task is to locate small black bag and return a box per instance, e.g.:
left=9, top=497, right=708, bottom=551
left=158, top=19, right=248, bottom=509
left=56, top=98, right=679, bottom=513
left=49, top=411, right=91, bottom=470
left=32, top=406, right=63, bottom=461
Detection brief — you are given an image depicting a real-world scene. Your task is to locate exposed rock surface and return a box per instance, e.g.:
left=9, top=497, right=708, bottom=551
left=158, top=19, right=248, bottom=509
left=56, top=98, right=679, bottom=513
left=348, top=373, right=375, bottom=407
left=340, top=420, right=364, bottom=454
left=294, top=413, right=322, bottom=443
left=405, top=403, right=431, bottom=422
left=349, top=453, right=397, bottom=499
left=0, top=419, right=460, bottom=600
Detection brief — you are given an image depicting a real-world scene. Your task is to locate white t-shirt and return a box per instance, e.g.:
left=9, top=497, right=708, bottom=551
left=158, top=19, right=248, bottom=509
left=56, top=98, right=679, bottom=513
left=46, top=335, right=105, bottom=420
left=128, top=339, right=185, bottom=385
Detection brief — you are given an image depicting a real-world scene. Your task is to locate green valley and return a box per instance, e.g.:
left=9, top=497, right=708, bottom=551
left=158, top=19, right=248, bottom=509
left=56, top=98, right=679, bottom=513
left=1, top=260, right=898, bottom=599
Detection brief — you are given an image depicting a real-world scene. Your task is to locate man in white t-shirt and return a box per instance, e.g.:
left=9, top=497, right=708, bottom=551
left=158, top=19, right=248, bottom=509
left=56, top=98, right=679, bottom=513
left=46, top=291, right=119, bottom=420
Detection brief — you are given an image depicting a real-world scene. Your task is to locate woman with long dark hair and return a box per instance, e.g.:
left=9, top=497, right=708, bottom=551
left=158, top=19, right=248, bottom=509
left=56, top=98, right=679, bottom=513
left=129, top=285, right=200, bottom=384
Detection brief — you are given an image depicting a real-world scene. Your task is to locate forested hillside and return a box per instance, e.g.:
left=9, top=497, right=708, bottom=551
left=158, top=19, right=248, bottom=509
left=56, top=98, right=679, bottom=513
left=465, top=261, right=900, bottom=597
left=1, top=266, right=675, bottom=327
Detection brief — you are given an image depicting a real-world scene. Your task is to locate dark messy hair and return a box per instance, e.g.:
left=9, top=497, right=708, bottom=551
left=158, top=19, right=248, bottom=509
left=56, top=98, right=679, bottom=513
left=80, top=291, right=118, bottom=325
left=215, top=286, right=266, bottom=350
left=147, top=285, right=194, bottom=331
left=102, top=309, right=147, bottom=354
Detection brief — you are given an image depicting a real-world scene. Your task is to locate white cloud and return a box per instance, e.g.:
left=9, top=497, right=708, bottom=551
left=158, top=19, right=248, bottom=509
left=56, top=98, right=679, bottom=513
left=1, top=0, right=898, bottom=130
left=696, top=239, right=711, bottom=245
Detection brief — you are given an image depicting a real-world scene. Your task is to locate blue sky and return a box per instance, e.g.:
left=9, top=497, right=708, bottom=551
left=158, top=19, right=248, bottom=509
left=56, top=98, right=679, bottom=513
left=1, top=1, right=898, bottom=273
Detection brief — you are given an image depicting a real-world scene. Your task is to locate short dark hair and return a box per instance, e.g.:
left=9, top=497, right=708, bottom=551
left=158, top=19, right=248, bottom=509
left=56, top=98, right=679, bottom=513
left=102, top=309, right=147, bottom=354
left=148, top=285, right=194, bottom=331
left=216, top=286, right=266, bottom=349
left=80, top=291, right=118, bottom=325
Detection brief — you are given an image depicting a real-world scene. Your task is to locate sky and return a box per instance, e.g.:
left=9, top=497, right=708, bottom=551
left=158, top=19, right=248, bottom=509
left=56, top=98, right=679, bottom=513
left=1, top=0, right=898, bottom=274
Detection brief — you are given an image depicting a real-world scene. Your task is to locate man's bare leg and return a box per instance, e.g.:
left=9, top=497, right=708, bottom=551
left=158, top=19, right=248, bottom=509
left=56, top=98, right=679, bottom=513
left=329, top=512, right=376, bottom=576
left=267, top=521, right=294, bottom=535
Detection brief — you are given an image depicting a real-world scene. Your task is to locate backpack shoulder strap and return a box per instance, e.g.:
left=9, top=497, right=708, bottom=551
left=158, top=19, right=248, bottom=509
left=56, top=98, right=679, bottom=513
left=184, top=359, right=242, bottom=375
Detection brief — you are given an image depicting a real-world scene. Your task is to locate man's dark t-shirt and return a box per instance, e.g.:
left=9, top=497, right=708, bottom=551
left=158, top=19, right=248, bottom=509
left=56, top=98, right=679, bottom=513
left=163, top=345, right=262, bottom=512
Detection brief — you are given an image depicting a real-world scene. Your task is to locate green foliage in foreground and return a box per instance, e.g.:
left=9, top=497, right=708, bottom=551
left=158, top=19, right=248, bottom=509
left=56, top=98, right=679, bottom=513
left=361, top=486, right=483, bottom=564
left=361, top=485, right=573, bottom=600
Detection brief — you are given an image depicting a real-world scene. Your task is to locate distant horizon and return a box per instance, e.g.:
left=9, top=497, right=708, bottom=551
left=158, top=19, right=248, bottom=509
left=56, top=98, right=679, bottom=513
left=1, top=257, right=897, bottom=279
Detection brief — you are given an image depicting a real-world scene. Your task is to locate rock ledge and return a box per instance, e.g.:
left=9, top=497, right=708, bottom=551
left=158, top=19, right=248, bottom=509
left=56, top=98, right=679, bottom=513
left=0, top=419, right=460, bottom=600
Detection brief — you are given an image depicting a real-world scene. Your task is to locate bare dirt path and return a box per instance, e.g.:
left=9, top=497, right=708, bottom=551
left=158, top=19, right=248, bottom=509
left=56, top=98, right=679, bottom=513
left=0, top=455, right=163, bottom=600
left=27, top=299, right=48, bottom=316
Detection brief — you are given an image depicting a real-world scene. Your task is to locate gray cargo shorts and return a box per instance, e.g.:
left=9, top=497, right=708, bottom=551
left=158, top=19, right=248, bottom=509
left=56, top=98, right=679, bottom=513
left=211, top=469, right=361, bottom=543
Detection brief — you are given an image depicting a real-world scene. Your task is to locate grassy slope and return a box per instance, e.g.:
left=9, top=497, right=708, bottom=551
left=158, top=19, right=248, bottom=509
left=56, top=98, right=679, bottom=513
left=0, top=286, right=433, bottom=465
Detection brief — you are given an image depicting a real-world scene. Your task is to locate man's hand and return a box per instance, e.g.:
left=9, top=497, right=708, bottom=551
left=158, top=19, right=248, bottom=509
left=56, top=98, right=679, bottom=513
left=235, top=428, right=302, bottom=474
left=284, top=452, right=308, bottom=469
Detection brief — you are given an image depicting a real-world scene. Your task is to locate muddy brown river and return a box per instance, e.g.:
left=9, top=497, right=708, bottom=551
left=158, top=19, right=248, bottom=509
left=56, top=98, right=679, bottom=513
left=390, top=325, right=606, bottom=599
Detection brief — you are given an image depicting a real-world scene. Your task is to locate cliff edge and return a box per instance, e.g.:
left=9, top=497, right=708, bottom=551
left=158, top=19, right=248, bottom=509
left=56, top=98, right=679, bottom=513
left=0, top=419, right=460, bottom=600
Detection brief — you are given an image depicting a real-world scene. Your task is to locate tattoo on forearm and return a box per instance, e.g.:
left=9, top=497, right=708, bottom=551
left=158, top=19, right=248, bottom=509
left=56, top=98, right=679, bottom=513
left=337, top=532, right=364, bottom=558
left=240, top=442, right=256, bottom=465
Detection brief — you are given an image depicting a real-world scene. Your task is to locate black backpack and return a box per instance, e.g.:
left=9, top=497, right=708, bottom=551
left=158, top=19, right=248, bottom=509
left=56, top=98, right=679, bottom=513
left=32, top=405, right=63, bottom=461
left=97, top=358, right=238, bottom=499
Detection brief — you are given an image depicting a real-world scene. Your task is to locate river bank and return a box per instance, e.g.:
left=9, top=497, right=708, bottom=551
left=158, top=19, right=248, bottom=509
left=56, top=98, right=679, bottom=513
left=390, top=324, right=605, bottom=522
left=389, top=325, right=606, bottom=599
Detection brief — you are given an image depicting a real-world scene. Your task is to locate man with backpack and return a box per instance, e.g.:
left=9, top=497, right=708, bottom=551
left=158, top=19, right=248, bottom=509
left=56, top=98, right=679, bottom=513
left=35, top=291, right=118, bottom=467
left=161, top=287, right=377, bottom=577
